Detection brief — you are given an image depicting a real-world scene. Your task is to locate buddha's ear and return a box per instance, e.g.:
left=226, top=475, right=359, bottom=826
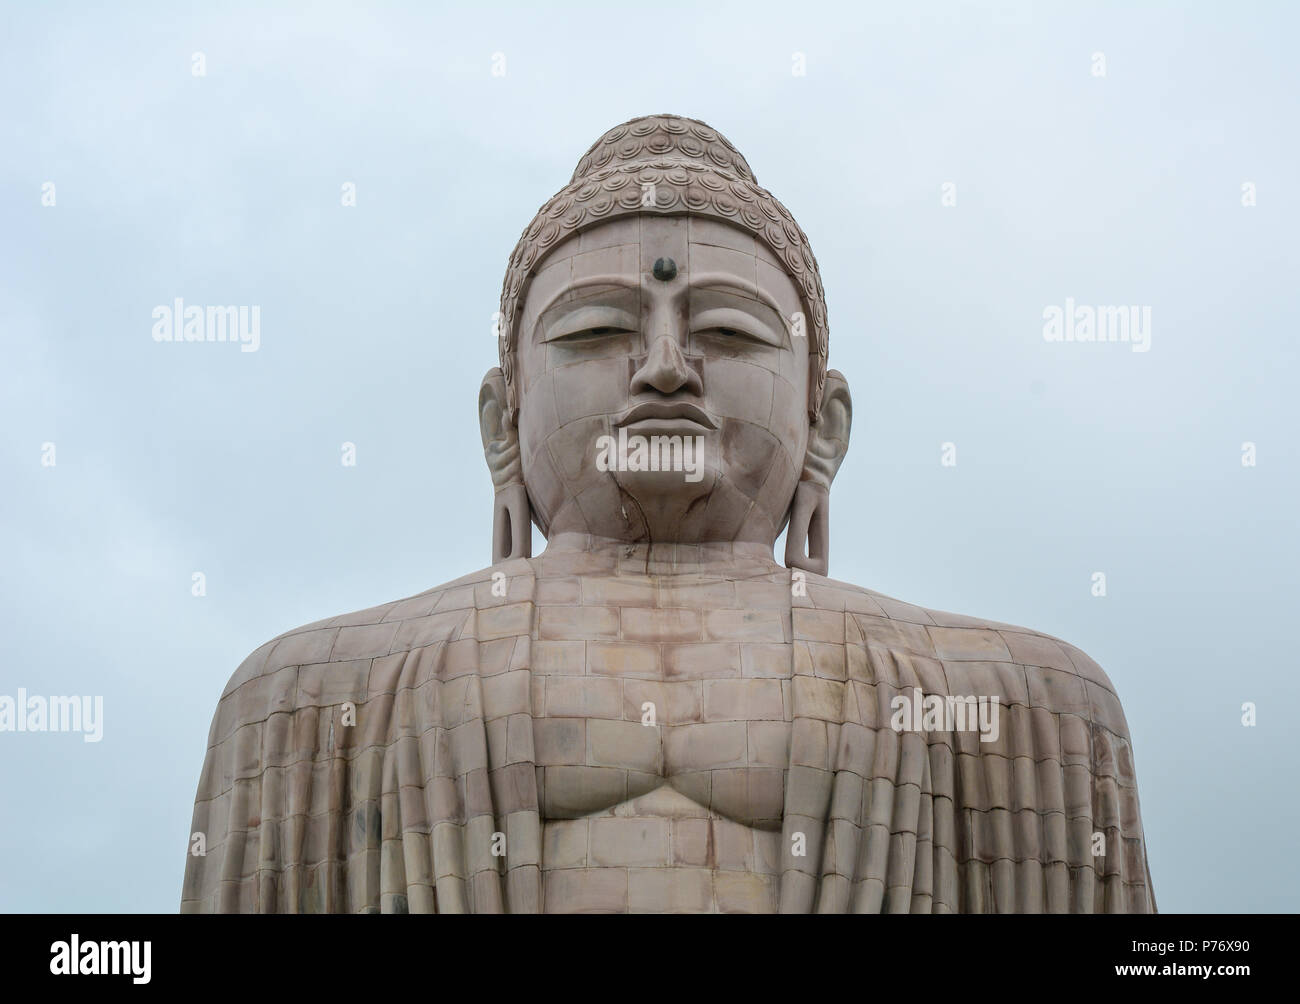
left=785, top=369, right=851, bottom=576
left=479, top=367, right=531, bottom=563
left=804, top=368, right=852, bottom=487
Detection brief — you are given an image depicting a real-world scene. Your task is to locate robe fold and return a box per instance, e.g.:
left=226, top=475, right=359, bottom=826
left=182, top=558, right=1156, bottom=913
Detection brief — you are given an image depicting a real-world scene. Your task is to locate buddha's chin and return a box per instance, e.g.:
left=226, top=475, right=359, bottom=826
left=611, top=467, right=719, bottom=534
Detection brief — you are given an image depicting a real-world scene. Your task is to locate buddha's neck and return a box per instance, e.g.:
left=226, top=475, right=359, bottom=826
left=539, top=532, right=783, bottom=577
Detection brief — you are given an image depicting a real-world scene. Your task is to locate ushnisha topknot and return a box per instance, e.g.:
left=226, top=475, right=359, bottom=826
left=497, top=113, right=829, bottom=422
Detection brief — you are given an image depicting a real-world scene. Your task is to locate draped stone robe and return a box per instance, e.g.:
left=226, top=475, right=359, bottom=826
left=181, top=557, right=1156, bottom=913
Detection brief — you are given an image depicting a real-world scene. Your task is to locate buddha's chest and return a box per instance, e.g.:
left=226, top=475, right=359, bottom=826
left=528, top=583, right=795, bottom=828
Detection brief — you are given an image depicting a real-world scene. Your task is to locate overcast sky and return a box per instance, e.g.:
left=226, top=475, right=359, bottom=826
left=2, top=0, right=1297, bottom=912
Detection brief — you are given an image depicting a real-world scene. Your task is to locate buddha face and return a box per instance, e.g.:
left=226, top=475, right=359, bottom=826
left=508, top=215, right=813, bottom=546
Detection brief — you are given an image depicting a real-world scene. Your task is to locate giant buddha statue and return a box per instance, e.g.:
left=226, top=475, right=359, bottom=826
left=182, top=114, right=1156, bottom=913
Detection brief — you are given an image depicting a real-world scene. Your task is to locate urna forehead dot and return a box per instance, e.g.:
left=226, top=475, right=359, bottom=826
left=652, top=257, right=677, bottom=282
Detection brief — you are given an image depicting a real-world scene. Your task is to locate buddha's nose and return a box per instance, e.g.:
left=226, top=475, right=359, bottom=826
left=630, top=333, right=703, bottom=397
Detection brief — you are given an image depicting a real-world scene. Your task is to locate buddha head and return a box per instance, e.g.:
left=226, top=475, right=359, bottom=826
left=479, top=114, right=852, bottom=574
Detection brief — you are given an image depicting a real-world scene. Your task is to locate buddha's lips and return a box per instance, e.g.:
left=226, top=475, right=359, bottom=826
left=615, top=401, right=718, bottom=431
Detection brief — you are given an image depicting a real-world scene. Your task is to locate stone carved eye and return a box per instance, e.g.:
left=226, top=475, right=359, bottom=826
left=544, top=304, right=639, bottom=344
left=698, top=325, right=755, bottom=344
left=552, top=325, right=636, bottom=343
left=690, top=306, right=784, bottom=348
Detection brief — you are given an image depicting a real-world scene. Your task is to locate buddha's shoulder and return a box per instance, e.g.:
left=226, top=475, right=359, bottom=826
left=217, top=559, right=533, bottom=699
left=802, top=572, right=1127, bottom=716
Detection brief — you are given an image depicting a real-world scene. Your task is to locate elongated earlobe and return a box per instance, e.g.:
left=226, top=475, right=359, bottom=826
left=479, top=367, right=533, bottom=564
left=785, top=482, right=829, bottom=576
left=492, top=484, right=532, bottom=563
left=784, top=369, right=851, bottom=577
